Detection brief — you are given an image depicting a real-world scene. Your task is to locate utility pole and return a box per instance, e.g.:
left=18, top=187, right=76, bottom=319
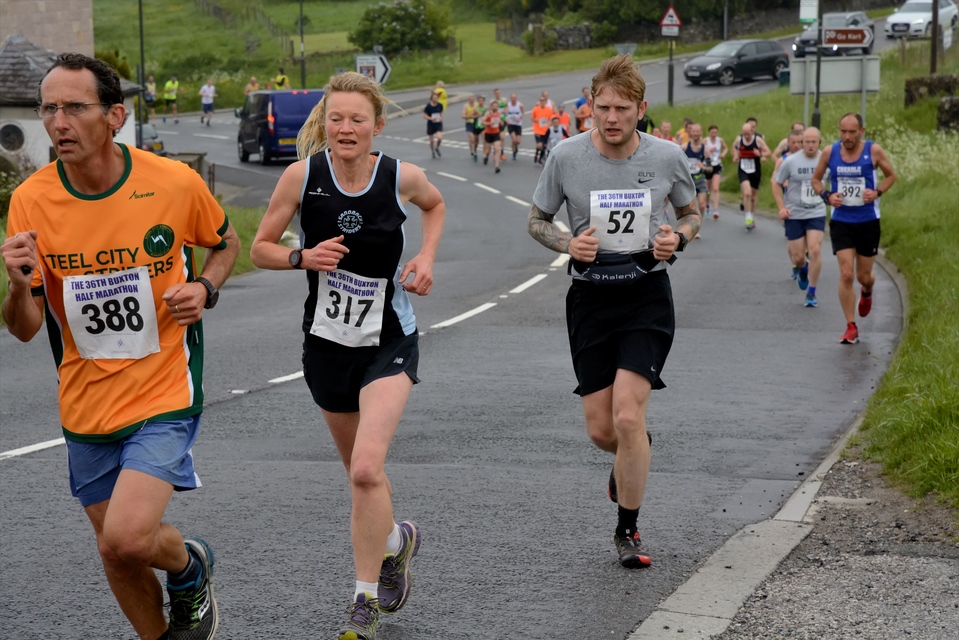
left=137, top=0, right=146, bottom=148
left=812, top=0, right=823, bottom=128
left=931, top=0, right=940, bottom=74
left=300, top=0, right=306, bottom=88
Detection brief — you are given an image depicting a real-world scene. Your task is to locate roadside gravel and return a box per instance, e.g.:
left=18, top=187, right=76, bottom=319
left=714, top=444, right=959, bottom=640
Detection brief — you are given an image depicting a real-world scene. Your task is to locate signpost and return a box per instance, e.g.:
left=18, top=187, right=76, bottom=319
left=799, top=0, right=818, bottom=24
left=822, top=27, right=874, bottom=49
left=354, top=54, right=392, bottom=85
left=790, top=56, right=881, bottom=125
left=660, top=6, right=682, bottom=106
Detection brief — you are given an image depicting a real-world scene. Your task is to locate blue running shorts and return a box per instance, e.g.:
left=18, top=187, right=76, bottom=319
left=66, top=415, right=202, bottom=507
left=784, top=217, right=826, bottom=241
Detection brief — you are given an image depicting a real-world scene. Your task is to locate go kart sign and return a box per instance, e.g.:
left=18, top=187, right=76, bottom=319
left=355, top=54, right=392, bottom=85
left=661, top=6, right=682, bottom=37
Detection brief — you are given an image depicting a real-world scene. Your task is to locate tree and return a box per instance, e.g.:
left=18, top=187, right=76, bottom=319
left=349, top=0, right=453, bottom=55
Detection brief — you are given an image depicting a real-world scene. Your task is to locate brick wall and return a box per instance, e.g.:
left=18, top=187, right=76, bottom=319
left=0, top=0, right=95, bottom=56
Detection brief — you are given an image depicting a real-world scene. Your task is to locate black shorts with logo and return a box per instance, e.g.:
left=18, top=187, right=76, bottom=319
left=830, top=218, right=881, bottom=257
left=302, top=333, right=420, bottom=412
left=738, top=166, right=762, bottom=189
left=565, top=270, right=675, bottom=396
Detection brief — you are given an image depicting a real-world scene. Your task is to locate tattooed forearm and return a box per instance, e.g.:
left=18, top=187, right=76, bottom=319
left=673, top=202, right=703, bottom=237
left=527, top=204, right=572, bottom=253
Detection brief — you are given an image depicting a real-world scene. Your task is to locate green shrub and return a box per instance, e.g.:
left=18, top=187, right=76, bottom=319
left=590, top=21, right=618, bottom=47
left=95, top=49, right=133, bottom=79
left=348, top=0, right=452, bottom=55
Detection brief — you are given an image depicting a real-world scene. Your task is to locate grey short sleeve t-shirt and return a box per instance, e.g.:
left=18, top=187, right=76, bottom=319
left=532, top=131, right=696, bottom=273
left=774, top=152, right=827, bottom=220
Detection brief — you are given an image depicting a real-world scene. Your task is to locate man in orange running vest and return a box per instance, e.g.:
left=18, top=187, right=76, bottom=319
left=531, top=93, right=553, bottom=165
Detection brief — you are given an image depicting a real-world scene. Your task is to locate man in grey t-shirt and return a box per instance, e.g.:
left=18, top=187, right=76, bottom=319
left=772, top=126, right=827, bottom=308
left=527, top=54, right=701, bottom=569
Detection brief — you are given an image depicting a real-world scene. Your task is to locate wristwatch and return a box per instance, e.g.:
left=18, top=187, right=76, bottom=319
left=195, top=276, right=219, bottom=309
left=675, top=232, right=688, bottom=252
left=289, top=249, right=303, bottom=269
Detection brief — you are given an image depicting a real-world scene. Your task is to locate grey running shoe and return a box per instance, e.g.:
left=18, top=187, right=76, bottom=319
left=167, top=538, right=218, bottom=640
left=378, top=521, right=422, bottom=614
left=607, top=432, right=653, bottom=504
left=614, top=532, right=652, bottom=568
left=337, top=593, right=380, bottom=640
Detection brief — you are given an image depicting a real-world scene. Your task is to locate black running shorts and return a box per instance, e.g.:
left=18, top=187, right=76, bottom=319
left=829, top=218, right=881, bottom=257
left=738, top=166, right=762, bottom=189
left=302, top=333, right=420, bottom=412
left=565, top=270, right=675, bottom=396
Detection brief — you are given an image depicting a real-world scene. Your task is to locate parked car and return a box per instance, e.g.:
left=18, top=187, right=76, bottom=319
left=683, top=39, right=789, bottom=86
left=884, top=0, right=959, bottom=38
left=236, top=89, right=325, bottom=165
left=136, top=122, right=166, bottom=156
left=793, top=11, right=875, bottom=57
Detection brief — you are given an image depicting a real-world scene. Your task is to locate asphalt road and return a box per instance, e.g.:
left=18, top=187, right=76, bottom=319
left=0, top=34, right=902, bottom=639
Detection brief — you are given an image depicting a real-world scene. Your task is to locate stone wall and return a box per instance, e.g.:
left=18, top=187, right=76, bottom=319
left=0, top=0, right=95, bottom=56
left=904, top=74, right=959, bottom=105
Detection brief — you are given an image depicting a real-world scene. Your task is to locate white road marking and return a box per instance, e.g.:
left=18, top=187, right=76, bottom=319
left=430, top=302, right=497, bottom=329
left=193, top=133, right=231, bottom=140
left=1, top=438, right=66, bottom=460
left=437, top=172, right=467, bottom=182
left=551, top=254, right=570, bottom=268
left=474, top=183, right=500, bottom=194
left=555, top=220, right=570, bottom=233
left=510, top=273, right=548, bottom=293
left=506, top=196, right=529, bottom=207
left=269, top=371, right=304, bottom=384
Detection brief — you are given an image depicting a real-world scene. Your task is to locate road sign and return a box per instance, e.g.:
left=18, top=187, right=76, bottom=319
left=354, top=54, right=391, bottom=84
left=662, top=26, right=679, bottom=37
left=799, top=0, right=818, bottom=24
left=660, top=6, right=682, bottom=27
left=822, top=28, right=874, bottom=48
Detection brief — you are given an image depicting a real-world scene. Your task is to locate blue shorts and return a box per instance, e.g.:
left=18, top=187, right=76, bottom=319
left=202, top=103, right=214, bottom=114
left=66, top=415, right=202, bottom=507
left=784, top=217, right=826, bottom=241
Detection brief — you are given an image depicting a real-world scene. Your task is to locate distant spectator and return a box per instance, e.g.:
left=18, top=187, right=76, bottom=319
left=244, top=76, right=260, bottom=96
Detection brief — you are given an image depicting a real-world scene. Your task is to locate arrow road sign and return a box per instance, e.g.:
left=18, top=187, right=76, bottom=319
left=822, top=28, right=874, bottom=48
left=660, top=6, right=682, bottom=27
left=354, top=54, right=392, bottom=84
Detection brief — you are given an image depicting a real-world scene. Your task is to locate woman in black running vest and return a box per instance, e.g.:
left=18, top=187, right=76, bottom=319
left=250, top=71, right=445, bottom=640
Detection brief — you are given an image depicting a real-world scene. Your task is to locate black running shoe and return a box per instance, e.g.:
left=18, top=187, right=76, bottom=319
left=607, top=432, right=652, bottom=504
left=167, top=538, right=218, bottom=640
left=614, top=532, right=652, bottom=568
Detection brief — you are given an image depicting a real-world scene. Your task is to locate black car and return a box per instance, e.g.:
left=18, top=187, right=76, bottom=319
left=793, top=11, right=875, bottom=57
left=683, top=39, right=789, bottom=86
left=136, top=122, right=166, bottom=156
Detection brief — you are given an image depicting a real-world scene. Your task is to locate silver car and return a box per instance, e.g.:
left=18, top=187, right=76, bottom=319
left=884, top=0, right=959, bottom=37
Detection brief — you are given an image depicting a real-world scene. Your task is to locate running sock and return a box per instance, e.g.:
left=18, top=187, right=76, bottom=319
left=385, top=523, right=402, bottom=555
left=861, top=288, right=872, bottom=298
left=167, top=547, right=200, bottom=587
left=808, top=285, right=817, bottom=297
left=615, top=505, right=640, bottom=538
left=354, top=580, right=379, bottom=601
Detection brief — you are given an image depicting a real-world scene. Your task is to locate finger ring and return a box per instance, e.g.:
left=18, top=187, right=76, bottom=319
left=175, top=304, right=180, bottom=313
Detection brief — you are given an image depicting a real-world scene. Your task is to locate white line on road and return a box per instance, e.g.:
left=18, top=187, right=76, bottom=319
left=269, top=371, right=304, bottom=384
left=510, top=274, right=548, bottom=294
left=193, top=133, right=231, bottom=140
left=555, top=220, right=570, bottom=233
left=474, top=183, right=500, bottom=194
left=0, top=438, right=66, bottom=460
left=506, top=196, right=529, bottom=207
left=430, top=302, right=497, bottom=329
left=551, top=254, right=570, bottom=268
left=437, top=172, right=467, bottom=182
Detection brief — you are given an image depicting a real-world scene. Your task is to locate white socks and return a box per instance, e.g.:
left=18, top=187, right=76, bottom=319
left=354, top=580, right=379, bottom=601
left=385, top=522, right=402, bottom=555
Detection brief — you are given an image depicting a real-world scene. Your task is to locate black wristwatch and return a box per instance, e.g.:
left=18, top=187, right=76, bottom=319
left=289, top=249, right=303, bottom=269
left=675, top=232, right=688, bottom=252
left=196, top=276, right=219, bottom=309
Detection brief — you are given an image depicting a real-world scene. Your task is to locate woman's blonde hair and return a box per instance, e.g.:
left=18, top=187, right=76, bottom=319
left=297, top=71, right=399, bottom=159
left=590, top=54, right=647, bottom=107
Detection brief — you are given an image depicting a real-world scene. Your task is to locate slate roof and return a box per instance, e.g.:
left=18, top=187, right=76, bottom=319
left=0, top=35, right=140, bottom=106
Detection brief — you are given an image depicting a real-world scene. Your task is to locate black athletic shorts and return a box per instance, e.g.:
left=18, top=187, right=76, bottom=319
left=427, top=122, right=443, bottom=135
left=302, top=333, right=420, bottom=413
left=830, top=218, right=881, bottom=257
left=507, top=124, right=522, bottom=135
left=738, top=166, right=762, bottom=189
left=565, top=270, right=675, bottom=396
left=484, top=132, right=500, bottom=144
